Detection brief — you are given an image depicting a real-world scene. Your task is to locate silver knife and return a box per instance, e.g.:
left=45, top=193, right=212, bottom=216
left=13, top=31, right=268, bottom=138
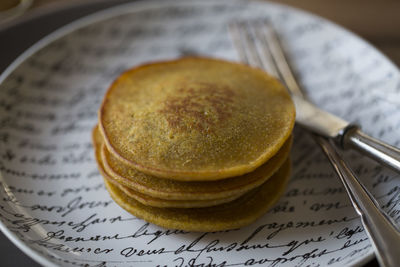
left=265, top=26, right=400, bottom=174
left=291, top=73, right=400, bottom=173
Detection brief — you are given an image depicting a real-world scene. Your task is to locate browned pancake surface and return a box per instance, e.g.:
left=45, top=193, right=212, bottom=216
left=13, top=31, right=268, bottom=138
left=99, top=57, right=295, bottom=180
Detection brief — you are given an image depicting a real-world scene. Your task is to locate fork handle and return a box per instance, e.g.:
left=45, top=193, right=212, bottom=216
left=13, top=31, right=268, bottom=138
left=342, top=127, right=400, bottom=173
left=317, top=136, right=400, bottom=267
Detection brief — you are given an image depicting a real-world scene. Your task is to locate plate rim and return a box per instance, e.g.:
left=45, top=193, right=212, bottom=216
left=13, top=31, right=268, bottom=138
left=1, top=0, right=394, bottom=265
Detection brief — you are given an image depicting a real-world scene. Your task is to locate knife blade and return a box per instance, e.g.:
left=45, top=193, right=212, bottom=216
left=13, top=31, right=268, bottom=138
left=256, top=21, right=400, bottom=174
left=292, top=94, right=349, bottom=139
left=288, top=69, right=400, bottom=174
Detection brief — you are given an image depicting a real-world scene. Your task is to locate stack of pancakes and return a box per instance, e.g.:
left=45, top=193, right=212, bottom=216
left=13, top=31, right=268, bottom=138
left=93, top=58, right=295, bottom=231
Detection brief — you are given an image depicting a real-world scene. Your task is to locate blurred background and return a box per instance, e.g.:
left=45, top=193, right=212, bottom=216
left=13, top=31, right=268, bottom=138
left=0, top=0, right=399, bottom=266
left=1, top=0, right=399, bottom=66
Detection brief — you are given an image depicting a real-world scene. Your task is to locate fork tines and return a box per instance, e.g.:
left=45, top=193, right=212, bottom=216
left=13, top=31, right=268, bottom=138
left=228, top=21, right=279, bottom=77
left=229, top=20, right=304, bottom=98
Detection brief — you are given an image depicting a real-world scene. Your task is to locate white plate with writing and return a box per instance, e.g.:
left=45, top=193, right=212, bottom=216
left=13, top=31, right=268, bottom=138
left=0, top=0, right=399, bottom=266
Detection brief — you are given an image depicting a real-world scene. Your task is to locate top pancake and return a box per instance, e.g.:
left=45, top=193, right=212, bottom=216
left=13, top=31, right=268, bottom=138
left=99, top=57, right=295, bottom=180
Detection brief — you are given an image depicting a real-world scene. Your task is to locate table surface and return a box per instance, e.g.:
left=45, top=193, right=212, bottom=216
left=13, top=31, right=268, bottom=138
left=1, top=0, right=399, bottom=266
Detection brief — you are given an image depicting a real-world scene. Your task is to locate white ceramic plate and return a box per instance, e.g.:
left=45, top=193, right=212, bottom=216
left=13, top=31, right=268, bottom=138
left=0, top=0, right=399, bottom=266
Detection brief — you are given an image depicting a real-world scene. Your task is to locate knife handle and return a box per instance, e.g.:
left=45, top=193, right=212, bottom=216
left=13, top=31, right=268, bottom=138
left=343, top=127, right=400, bottom=173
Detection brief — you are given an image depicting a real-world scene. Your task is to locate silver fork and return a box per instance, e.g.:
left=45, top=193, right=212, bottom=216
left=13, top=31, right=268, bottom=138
left=229, top=21, right=400, bottom=267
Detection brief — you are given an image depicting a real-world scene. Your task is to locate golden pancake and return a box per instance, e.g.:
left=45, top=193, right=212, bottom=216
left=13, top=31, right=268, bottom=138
left=104, top=159, right=291, bottom=232
left=94, top=125, right=292, bottom=200
left=99, top=57, right=295, bottom=181
left=101, top=154, right=242, bottom=208
left=102, top=142, right=291, bottom=200
left=94, top=126, right=243, bottom=208
left=92, top=125, right=103, bottom=151
left=113, top=178, right=243, bottom=208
